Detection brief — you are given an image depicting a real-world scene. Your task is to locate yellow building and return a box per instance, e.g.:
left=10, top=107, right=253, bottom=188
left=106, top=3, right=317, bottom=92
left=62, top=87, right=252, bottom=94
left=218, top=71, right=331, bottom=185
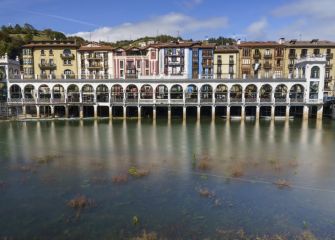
left=22, top=40, right=79, bottom=79
left=284, top=39, right=335, bottom=96
left=214, top=45, right=239, bottom=79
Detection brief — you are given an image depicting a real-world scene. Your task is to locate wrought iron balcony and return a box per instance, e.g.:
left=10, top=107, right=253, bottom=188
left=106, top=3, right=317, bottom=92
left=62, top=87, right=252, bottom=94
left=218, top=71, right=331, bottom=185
left=60, top=53, right=75, bottom=60
left=39, top=63, right=56, bottom=70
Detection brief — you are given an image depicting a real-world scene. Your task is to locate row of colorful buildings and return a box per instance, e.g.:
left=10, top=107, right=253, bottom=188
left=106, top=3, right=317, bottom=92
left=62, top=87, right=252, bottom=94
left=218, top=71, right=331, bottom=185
left=19, top=38, right=335, bottom=96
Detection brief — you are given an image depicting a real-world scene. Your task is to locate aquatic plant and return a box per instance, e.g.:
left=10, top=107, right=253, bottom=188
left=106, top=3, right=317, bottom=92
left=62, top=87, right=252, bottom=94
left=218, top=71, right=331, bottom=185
left=274, top=179, right=291, bottom=189
left=231, top=164, right=244, bottom=177
left=299, top=230, right=317, bottom=240
left=197, top=155, right=211, bottom=171
left=32, top=154, right=62, bottom=164
left=197, top=187, right=215, bottom=198
left=112, top=174, right=128, bottom=183
left=67, top=195, right=96, bottom=210
left=132, top=215, right=140, bottom=225
left=128, top=167, right=150, bottom=178
left=132, top=230, right=158, bottom=240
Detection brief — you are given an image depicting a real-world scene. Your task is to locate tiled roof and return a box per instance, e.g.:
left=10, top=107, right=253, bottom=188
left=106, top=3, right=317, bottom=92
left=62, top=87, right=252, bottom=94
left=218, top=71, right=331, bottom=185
left=78, top=44, right=113, bottom=51
left=23, top=40, right=79, bottom=48
left=215, top=45, right=239, bottom=53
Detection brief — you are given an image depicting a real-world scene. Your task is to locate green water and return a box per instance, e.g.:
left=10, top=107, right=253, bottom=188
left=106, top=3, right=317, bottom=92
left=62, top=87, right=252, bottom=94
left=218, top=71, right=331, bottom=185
left=0, top=118, right=335, bottom=239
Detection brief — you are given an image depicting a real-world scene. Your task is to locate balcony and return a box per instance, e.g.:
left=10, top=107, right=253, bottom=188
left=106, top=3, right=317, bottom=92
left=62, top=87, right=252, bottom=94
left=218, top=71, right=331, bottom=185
left=288, top=63, right=295, bottom=69
left=326, top=53, right=333, bottom=59
left=87, top=64, right=103, bottom=69
left=263, top=63, right=272, bottom=69
left=229, top=59, right=234, bottom=65
left=289, top=53, right=297, bottom=59
left=253, top=53, right=262, bottom=59
left=275, top=54, right=284, bottom=58
left=60, top=53, right=75, bottom=60
left=300, top=54, right=307, bottom=58
left=325, top=76, right=333, bottom=81
left=39, top=62, right=56, bottom=70
left=326, top=64, right=333, bottom=69
left=87, top=55, right=103, bottom=60
left=217, top=60, right=222, bottom=65
left=263, top=54, right=272, bottom=59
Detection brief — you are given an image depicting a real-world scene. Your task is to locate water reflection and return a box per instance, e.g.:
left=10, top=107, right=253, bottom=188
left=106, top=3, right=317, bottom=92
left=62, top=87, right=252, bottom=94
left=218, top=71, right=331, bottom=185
left=0, top=119, right=335, bottom=239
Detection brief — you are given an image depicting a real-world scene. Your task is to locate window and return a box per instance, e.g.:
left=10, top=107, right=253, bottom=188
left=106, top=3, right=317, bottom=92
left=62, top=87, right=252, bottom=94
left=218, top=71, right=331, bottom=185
left=276, top=59, right=281, bottom=67
left=63, top=49, right=71, bottom=56
left=137, top=60, right=141, bottom=68
left=64, top=69, right=72, bottom=75
left=120, top=61, right=124, bottom=68
left=275, top=70, right=282, bottom=78
left=242, top=48, right=251, bottom=57
left=301, top=49, right=308, bottom=57
left=242, top=59, right=251, bottom=65
left=64, top=60, right=72, bottom=65
left=145, top=60, right=149, bottom=68
left=264, top=49, right=271, bottom=56
left=311, top=66, right=320, bottom=78
left=41, top=50, right=45, bottom=56
left=151, top=50, right=156, bottom=59
left=313, top=49, right=320, bottom=56
left=49, top=49, right=53, bottom=55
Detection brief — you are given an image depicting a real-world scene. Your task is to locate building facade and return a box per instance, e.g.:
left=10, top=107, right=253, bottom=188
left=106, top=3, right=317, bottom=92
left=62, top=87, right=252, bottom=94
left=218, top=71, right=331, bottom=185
left=22, top=40, right=79, bottom=79
left=214, top=45, right=239, bottom=79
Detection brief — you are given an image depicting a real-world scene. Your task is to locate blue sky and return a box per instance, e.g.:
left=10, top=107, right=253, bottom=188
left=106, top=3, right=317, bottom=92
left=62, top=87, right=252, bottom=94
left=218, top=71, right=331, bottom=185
left=1, top=0, right=334, bottom=42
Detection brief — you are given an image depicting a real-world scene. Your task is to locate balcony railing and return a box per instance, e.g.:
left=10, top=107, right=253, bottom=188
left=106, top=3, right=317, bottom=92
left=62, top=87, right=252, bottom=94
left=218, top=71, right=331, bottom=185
left=253, top=53, right=261, bottom=59
left=289, top=53, right=297, bottom=59
left=39, top=63, right=56, bottom=70
left=326, top=53, right=333, bottom=59
left=263, top=63, right=272, bottom=69
left=263, top=54, right=272, bottom=59
left=60, top=53, right=75, bottom=60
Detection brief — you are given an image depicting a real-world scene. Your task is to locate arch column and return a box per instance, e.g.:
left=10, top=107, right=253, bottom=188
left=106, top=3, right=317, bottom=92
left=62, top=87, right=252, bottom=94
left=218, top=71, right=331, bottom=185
left=212, top=106, right=215, bottom=121
left=183, top=106, right=186, bottom=121
left=303, top=105, right=309, bottom=120
left=271, top=105, right=275, bottom=120
left=286, top=106, right=290, bottom=120
left=256, top=105, right=260, bottom=120
left=317, top=105, right=323, bottom=120
left=50, top=106, right=55, bottom=118
left=241, top=105, right=245, bottom=120
left=138, top=106, right=141, bottom=119
left=22, top=105, right=26, bottom=117
left=123, top=106, right=127, bottom=119
left=36, top=105, right=40, bottom=118
left=80, top=106, right=83, bottom=119
left=197, top=106, right=201, bottom=121
left=65, top=106, right=69, bottom=118
left=153, top=106, right=156, bottom=120
left=94, top=105, right=98, bottom=118
left=109, top=106, right=112, bottom=119
left=226, top=106, right=231, bottom=120
left=167, top=106, right=171, bottom=121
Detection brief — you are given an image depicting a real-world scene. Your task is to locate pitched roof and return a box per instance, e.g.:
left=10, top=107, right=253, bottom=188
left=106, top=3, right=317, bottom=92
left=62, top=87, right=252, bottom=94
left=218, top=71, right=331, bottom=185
left=23, top=40, right=79, bottom=48
left=78, top=43, right=113, bottom=51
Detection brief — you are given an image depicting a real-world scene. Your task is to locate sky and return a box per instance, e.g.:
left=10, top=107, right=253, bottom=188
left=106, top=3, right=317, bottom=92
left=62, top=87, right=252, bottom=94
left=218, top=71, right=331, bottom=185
left=1, top=0, right=335, bottom=42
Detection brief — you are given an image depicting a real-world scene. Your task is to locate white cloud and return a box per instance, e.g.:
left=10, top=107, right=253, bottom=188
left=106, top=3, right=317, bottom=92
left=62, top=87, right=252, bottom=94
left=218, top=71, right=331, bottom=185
left=71, top=12, right=228, bottom=42
left=271, top=0, right=335, bottom=40
left=246, top=18, right=268, bottom=40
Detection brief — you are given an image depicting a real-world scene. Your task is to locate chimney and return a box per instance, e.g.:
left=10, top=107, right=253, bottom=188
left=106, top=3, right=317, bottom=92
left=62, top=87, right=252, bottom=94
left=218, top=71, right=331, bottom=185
left=278, top=38, right=285, bottom=44
left=237, top=39, right=241, bottom=45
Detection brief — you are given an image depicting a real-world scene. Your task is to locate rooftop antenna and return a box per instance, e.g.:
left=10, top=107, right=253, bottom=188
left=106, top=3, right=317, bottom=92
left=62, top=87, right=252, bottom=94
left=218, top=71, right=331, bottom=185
left=177, top=30, right=180, bottom=39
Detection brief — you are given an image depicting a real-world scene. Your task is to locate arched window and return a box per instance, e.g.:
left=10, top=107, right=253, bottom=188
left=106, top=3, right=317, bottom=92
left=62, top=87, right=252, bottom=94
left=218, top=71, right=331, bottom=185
left=63, top=49, right=71, bottom=56
left=311, top=66, right=320, bottom=79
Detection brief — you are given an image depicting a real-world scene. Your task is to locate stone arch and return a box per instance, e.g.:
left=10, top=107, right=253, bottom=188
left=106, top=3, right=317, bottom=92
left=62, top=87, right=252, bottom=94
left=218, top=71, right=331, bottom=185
left=260, top=84, right=273, bottom=101
left=311, top=66, right=320, bottom=79
left=244, top=84, right=257, bottom=100
left=52, top=84, right=65, bottom=101
left=170, top=84, right=183, bottom=99
left=155, top=84, right=168, bottom=99
left=24, top=84, right=35, bottom=99
left=9, top=84, right=22, bottom=99
left=111, top=84, right=123, bottom=103
left=230, top=84, right=242, bottom=101
left=140, top=84, right=153, bottom=99
left=82, top=84, right=94, bottom=102
left=200, top=84, right=213, bottom=102
left=67, top=84, right=80, bottom=103
left=290, top=84, right=305, bottom=102
left=215, top=84, right=228, bottom=102
left=274, top=84, right=288, bottom=101
left=185, top=84, right=198, bottom=103
left=96, top=84, right=109, bottom=103
left=125, top=84, right=138, bottom=101
left=38, top=84, right=51, bottom=100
